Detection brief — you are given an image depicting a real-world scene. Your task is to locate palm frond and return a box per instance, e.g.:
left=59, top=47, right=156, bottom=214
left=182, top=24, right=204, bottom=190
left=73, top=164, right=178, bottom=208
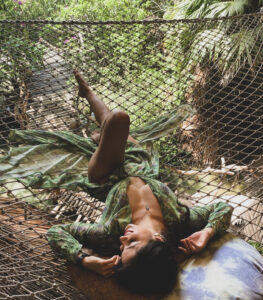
left=185, top=23, right=263, bottom=82
left=176, top=0, right=215, bottom=18
left=185, top=28, right=230, bottom=69
left=225, top=24, right=263, bottom=72
left=204, top=0, right=252, bottom=17
left=174, top=0, right=262, bottom=19
left=203, top=2, right=232, bottom=17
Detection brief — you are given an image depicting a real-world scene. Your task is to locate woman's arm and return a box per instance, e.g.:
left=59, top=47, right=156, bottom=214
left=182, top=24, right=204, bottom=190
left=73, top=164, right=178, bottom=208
left=189, top=201, right=233, bottom=235
left=46, top=222, right=111, bottom=263
left=179, top=202, right=233, bottom=255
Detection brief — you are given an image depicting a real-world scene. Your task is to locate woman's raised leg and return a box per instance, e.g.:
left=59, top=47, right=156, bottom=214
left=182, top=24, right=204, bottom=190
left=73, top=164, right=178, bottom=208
left=74, top=70, right=130, bottom=184
left=74, top=70, right=110, bottom=125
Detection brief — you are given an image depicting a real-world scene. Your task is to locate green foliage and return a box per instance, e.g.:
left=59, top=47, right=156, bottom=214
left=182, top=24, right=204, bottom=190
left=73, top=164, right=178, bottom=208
left=56, top=21, right=188, bottom=127
left=0, top=1, right=175, bottom=103
left=0, top=0, right=172, bottom=21
left=203, top=1, right=254, bottom=17
left=0, top=24, right=45, bottom=81
left=57, top=0, right=150, bottom=21
left=165, top=0, right=263, bottom=85
left=249, top=241, right=263, bottom=255
left=0, top=1, right=187, bottom=142
left=0, top=0, right=189, bottom=174
left=165, top=0, right=263, bottom=19
left=0, top=0, right=67, bottom=20
left=183, top=23, right=263, bottom=77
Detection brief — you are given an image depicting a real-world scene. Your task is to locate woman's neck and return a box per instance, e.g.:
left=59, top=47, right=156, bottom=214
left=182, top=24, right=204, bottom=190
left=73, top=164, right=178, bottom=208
left=136, top=213, right=167, bottom=234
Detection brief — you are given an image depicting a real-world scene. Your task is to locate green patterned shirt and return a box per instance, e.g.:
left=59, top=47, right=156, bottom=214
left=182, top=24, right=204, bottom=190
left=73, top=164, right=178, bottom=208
left=47, top=176, right=233, bottom=263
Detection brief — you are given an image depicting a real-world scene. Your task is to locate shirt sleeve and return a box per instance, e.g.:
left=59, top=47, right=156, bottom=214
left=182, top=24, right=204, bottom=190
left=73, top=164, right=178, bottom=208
left=188, top=202, right=233, bottom=236
left=46, top=222, right=110, bottom=263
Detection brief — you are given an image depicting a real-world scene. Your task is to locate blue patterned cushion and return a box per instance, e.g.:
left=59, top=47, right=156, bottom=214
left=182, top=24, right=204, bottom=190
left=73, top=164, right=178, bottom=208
left=166, top=234, right=263, bottom=300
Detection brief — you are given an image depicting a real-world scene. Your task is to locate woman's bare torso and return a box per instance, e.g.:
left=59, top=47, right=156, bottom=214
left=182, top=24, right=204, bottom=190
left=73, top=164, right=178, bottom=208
left=127, top=177, right=165, bottom=225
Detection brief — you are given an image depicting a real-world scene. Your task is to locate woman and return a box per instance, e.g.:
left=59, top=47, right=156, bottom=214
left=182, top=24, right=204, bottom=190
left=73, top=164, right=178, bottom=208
left=46, top=71, right=233, bottom=297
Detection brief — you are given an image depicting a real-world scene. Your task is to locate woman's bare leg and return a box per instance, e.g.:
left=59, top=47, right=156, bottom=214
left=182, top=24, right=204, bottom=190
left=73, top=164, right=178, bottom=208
left=74, top=70, right=130, bottom=184
left=74, top=70, right=110, bottom=125
left=88, top=110, right=130, bottom=183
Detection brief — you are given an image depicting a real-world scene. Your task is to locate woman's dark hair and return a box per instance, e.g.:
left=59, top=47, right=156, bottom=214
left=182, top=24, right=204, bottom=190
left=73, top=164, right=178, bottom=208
left=114, top=240, right=177, bottom=297
left=114, top=202, right=191, bottom=296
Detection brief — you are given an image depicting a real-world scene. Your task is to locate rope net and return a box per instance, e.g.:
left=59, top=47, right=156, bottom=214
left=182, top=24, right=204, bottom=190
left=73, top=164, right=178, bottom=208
left=0, top=14, right=263, bottom=299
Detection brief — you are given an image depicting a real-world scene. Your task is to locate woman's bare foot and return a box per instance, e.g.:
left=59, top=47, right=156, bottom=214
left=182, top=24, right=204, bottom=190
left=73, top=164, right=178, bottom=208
left=73, top=69, right=91, bottom=97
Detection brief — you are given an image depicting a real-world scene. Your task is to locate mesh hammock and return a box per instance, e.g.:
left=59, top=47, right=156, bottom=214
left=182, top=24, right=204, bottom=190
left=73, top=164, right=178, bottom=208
left=0, top=13, right=263, bottom=299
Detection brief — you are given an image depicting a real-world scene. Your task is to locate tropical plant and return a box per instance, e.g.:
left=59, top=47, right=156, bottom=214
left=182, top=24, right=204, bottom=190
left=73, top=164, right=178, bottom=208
left=163, top=0, right=263, bottom=166
left=165, top=0, right=263, bottom=19
left=0, top=0, right=172, bottom=21
left=165, top=0, right=263, bottom=76
left=0, top=0, right=186, bottom=129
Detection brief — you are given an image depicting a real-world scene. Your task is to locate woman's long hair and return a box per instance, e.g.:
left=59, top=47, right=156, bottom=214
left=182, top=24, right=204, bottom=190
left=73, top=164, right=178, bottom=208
left=114, top=202, right=190, bottom=296
left=114, top=240, right=177, bottom=297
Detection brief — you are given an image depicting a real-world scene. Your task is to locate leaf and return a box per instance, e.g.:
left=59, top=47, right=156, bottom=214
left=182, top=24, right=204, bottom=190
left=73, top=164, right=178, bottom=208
left=184, top=18, right=263, bottom=79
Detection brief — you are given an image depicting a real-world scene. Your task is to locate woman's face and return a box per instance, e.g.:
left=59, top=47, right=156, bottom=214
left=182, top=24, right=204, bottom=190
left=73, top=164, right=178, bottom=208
left=120, top=224, right=159, bottom=264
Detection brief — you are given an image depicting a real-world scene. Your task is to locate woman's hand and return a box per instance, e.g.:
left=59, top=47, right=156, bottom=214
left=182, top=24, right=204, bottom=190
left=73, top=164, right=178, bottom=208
left=81, top=255, right=120, bottom=278
left=178, top=228, right=214, bottom=255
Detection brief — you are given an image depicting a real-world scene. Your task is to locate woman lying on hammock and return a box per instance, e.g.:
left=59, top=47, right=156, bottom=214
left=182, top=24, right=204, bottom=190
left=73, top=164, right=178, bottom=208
left=46, top=71, right=233, bottom=297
